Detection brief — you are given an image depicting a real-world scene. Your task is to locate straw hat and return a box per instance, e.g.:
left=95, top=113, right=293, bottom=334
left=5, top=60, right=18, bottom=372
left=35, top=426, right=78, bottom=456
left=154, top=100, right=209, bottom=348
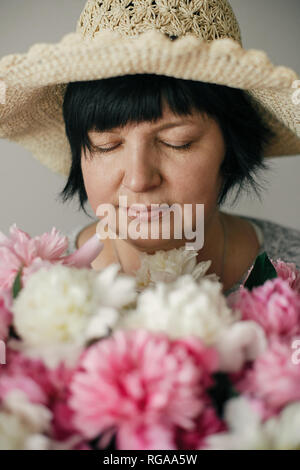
left=0, top=0, right=299, bottom=177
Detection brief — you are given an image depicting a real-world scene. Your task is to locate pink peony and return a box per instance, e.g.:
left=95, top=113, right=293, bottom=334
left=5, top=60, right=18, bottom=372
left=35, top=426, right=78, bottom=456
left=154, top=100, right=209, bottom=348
left=68, top=329, right=219, bottom=449
left=175, top=403, right=227, bottom=450
left=242, top=257, right=300, bottom=294
left=0, top=347, right=75, bottom=408
left=0, top=224, right=103, bottom=291
left=115, top=421, right=176, bottom=450
left=46, top=362, right=84, bottom=442
left=171, top=336, right=219, bottom=389
left=51, top=402, right=77, bottom=439
left=0, top=347, right=88, bottom=446
left=0, top=289, right=13, bottom=341
left=227, top=278, right=300, bottom=340
left=63, top=233, right=103, bottom=268
left=271, top=258, right=300, bottom=293
left=233, top=337, right=300, bottom=414
left=0, top=348, right=53, bottom=404
left=0, top=224, right=68, bottom=290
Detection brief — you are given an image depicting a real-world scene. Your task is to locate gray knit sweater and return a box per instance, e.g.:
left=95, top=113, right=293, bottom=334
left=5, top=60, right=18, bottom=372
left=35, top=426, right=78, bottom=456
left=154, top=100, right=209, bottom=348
left=64, top=214, right=300, bottom=296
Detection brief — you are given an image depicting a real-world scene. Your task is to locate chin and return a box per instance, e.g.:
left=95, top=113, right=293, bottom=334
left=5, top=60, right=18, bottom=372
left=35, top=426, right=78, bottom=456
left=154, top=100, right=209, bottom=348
left=125, top=236, right=186, bottom=252
left=113, top=217, right=190, bottom=251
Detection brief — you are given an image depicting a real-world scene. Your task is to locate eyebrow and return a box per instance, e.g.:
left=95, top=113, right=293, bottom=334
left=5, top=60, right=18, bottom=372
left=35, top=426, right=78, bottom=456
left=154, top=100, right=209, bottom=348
left=152, top=120, right=196, bottom=131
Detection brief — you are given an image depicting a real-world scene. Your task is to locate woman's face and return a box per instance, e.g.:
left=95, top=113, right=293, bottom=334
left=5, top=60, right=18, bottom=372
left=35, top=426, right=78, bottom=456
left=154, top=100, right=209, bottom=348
left=81, top=100, right=226, bottom=251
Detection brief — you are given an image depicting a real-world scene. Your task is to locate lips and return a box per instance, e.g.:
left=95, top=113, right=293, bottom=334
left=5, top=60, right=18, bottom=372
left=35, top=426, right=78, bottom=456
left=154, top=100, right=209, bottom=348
left=119, top=204, right=169, bottom=212
left=129, top=204, right=167, bottom=212
left=119, top=204, right=170, bottom=221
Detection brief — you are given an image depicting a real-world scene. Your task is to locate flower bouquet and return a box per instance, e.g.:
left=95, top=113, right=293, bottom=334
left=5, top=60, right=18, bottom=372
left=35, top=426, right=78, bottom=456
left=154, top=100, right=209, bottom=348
left=0, top=224, right=300, bottom=450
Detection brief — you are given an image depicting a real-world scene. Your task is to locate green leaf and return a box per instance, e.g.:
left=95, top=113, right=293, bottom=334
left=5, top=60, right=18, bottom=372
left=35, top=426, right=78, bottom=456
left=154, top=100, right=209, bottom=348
left=8, top=324, right=21, bottom=340
left=207, top=372, right=240, bottom=419
left=12, top=267, right=23, bottom=299
left=244, top=251, right=277, bottom=291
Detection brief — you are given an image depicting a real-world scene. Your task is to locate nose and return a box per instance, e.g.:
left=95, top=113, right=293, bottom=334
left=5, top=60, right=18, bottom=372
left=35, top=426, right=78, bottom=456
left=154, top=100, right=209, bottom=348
left=121, top=142, right=162, bottom=192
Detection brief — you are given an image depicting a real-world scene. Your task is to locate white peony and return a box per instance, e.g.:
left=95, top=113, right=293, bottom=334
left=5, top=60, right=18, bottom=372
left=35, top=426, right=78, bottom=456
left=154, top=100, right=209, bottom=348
left=12, top=265, right=98, bottom=344
left=0, top=389, right=52, bottom=450
left=215, top=321, right=268, bottom=372
left=11, top=263, right=137, bottom=367
left=203, top=396, right=300, bottom=450
left=0, top=389, right=86, bottom=450
left=115, top=274, right=239, bottom=344
left=134, top=245, right=219, bottom=291
left=263, top=401, right=300, bottom=449
left=94, top=262, right=137, bottom=310
left=84, top=263, right=137, bottom=341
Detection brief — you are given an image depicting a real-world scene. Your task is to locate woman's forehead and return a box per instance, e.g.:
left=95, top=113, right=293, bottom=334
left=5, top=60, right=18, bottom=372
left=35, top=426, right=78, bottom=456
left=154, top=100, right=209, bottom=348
left=88, top=109, right=208, bottom=137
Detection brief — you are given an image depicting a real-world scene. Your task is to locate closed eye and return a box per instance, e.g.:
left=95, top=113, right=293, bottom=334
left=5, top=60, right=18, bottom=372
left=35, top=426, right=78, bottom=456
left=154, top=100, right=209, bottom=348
left=93, top=142, right=193, bottom=154
left=163, top=142, right=193, bottom=151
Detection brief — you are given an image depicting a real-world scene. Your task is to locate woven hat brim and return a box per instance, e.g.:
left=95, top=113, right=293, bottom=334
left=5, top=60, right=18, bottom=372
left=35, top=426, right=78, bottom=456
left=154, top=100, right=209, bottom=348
left=0, top=29, right=299, bottom=177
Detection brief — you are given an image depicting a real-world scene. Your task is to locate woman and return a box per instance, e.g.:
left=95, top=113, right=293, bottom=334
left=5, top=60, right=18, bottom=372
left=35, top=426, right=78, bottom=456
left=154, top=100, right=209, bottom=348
left=1, top=0, right=299, bottom=296
left=61, top=74, right=276, bottom=296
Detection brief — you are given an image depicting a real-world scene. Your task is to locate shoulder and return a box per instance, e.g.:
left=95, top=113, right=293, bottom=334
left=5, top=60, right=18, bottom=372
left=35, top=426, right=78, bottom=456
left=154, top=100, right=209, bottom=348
left=65, top=220, right=98, bottom=254
left=76, top=221, right=97, bottom=249
left=239, top=214, right=300, bottom=270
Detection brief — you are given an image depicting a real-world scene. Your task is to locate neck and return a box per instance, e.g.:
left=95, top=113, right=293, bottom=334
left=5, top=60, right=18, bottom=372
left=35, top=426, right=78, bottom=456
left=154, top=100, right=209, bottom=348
left=195, top=209, right=227, bottom=282
left=112, top=209, right=228, bottom=281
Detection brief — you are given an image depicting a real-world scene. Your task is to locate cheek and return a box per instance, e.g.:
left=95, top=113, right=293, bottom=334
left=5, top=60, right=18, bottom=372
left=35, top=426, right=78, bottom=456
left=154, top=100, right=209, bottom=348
left=179, top=160, right=222, bottom=227
left=176, top=155, right=222, bottom=207
left=81, top=158, right=115, bottom=211
left=182, top=128, right=225, bottom=204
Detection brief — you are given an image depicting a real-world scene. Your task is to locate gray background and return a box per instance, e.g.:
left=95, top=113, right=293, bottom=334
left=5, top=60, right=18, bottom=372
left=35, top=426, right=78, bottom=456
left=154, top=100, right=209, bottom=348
left=0, top=0, right=299, bottom=239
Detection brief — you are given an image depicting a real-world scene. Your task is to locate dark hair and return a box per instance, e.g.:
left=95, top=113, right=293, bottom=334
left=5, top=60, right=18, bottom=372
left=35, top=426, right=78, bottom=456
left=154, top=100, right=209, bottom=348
left=59, top=74, right=276, bottom=218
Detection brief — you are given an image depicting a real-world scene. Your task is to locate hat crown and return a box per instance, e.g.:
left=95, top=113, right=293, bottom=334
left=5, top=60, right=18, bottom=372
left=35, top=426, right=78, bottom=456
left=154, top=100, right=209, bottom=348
left=76, top=0, right=242, bottom=45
